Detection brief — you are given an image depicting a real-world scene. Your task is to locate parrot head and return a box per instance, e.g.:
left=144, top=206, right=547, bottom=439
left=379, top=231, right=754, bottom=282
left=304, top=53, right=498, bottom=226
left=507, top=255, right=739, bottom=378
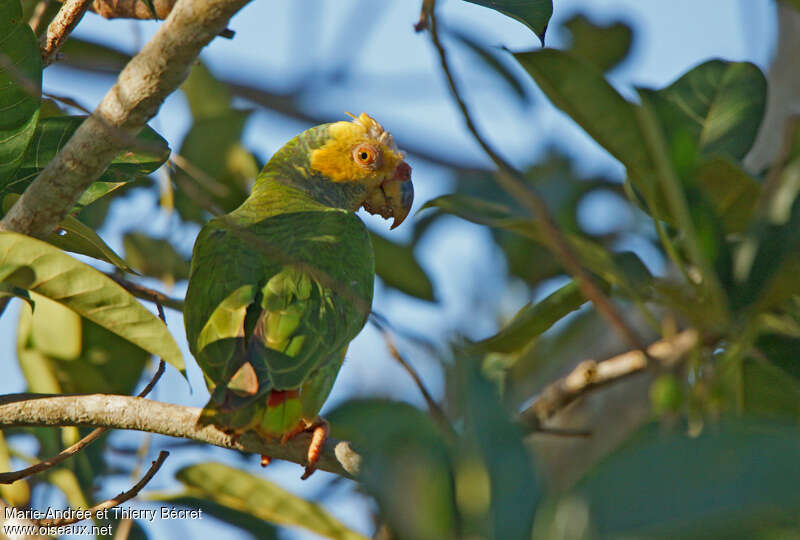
left=308, top=113, right=414, bottom=228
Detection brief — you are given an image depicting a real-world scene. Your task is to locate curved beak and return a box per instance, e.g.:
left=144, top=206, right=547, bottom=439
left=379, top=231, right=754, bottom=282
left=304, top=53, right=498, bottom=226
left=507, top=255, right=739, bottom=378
left=362, top=161, right=414, bottom=229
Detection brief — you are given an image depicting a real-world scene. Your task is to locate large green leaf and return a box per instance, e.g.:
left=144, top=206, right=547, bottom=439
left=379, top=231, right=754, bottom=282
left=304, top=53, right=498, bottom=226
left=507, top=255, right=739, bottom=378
left=638, top=60, right=766, bottom=161
left=0, top=0, right=42, bottom=182
left=538, top=422, right=800, bottom=538
left=370, top=231, right=435, bottom=302
left=156, top=462, right=367, bottom=540
left=464, top=0, right=553, bottom=43
left=2, top=116, right=170, bottom=203
left=515, top=50, right=654, bottom=190
left=0, top=232, right=184, bottom=374
left=475, top=279, right=586, bottom=353
left=328, top=399, right=457, bottom=540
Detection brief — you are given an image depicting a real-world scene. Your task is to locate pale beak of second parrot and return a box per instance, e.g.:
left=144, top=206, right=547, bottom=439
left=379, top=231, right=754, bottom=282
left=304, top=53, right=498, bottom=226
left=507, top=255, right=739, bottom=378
left=362, top=161, right=414, bottom=229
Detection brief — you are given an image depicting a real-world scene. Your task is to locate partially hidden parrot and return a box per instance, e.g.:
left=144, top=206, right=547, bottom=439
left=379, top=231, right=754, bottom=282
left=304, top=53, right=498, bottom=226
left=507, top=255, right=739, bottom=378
left=184, top=113, right=413, bottom=478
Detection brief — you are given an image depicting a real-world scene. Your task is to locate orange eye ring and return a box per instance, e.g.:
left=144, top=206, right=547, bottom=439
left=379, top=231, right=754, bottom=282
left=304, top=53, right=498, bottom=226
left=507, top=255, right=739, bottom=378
left=353, top=144, right=380, bottom=169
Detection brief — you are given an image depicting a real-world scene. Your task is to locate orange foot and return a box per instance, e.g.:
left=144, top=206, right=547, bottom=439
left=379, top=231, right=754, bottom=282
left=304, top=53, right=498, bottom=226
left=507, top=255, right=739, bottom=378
left=279, top=418, right=330, bottom=480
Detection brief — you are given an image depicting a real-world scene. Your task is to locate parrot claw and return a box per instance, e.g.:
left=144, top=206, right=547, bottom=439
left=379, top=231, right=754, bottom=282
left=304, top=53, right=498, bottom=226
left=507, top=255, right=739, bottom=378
left=301, top=420, right=329, bottom=480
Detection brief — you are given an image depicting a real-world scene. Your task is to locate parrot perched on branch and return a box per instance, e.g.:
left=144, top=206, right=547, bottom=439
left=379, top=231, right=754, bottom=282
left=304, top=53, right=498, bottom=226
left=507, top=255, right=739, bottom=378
left=184, top=113, right=413, bottom=478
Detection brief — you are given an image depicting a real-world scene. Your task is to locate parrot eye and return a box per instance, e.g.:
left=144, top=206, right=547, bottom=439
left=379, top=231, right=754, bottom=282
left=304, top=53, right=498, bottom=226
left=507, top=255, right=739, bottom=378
left=353, top=144, right=380, bottom=169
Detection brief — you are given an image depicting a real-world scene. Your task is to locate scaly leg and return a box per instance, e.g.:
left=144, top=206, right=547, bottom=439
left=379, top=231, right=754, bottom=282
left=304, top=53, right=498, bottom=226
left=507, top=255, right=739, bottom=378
left=301, top=419, right=329, bottom=480
left=277, top=418, right=331, bottom=479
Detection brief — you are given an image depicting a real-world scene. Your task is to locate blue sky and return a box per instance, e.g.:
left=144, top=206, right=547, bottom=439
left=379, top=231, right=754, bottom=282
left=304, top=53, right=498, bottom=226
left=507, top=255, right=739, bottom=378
left=0, top=1, right=779, bottom=538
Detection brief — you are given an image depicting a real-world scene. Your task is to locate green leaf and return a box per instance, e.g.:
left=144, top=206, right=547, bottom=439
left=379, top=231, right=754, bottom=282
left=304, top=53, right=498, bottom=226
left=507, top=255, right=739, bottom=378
left=3, top=192, right=136, bottom=272
left=147, top=494, right=278, bottom=539
left=0, top=262, right=34, bottom=309
left=0, top=0, right=42, bottom=182
left=563, top=14, right=633, bottom=72
left=717, top=354, right=800, bottom=420
left=58, top=37, right=131, bottom=74
left=475, top=280, right=586, bottom=353
left=370, top=231, right=435, bottom=302
left=181, top=61, right=233, bottom=120
left=451, top=30, right=527, bottom=100
left=457, top=354, right=539, bottom=540
left=514, top=49, right=658, bottom=211
left=464, top=0, right=553, bottom=43
left=328, top=399, right=457, bottom=540
left=695, top=157, right=760, bottom=233
left=421, top=194, right=653, bottom=298
left=0, top=433, right=30, bottom=507
left=0, top=232, right=184, bottom=374
left=638, top=60, right=767, bottom=161
left=51, top=214, right=135, bottom=272
left=158, top=462, right=367, bottom=540
left=544, top=422, right=800, bottom=538
left=123, top=232, right=190, bottom=282
left=172, top=111, right=256, bottom=223
left=2, top=116, right=170, bottom=201
left=18, top=293, right=150, bottom=395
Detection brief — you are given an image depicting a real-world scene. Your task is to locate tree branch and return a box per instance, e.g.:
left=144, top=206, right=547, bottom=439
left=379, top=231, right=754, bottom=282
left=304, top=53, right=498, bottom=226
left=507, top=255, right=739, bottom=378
left=0, top=0, right=252, bottom=238
left=40, top=0, right=92, bottom=66
left=55, top=0, right=177, bottom=19
left=520, top=329, right=699, bottom=429
left=0, top=394, right=361, bottom=477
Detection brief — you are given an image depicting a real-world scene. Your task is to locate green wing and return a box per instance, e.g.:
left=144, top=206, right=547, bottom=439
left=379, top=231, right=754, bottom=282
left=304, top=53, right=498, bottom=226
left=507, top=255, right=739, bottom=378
left=184, top=207, right=374, bottom=434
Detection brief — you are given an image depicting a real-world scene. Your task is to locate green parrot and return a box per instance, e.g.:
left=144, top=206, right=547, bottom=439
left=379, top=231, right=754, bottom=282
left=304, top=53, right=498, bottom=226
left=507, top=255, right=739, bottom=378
left=184, top=113, right=413, bottom=477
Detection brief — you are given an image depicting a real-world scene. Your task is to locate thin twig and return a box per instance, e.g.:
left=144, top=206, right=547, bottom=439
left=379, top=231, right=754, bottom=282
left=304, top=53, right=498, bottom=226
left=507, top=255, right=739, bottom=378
left=33, top=451, right=169, bottom=528
left=520, top=329, right=699, bottom=430
left=105, top=273, right=185, bottom=312
left=373, top=321, right=452, bottom=435
left=28, top=0, right=52, bottom=35
left=0, top=357, right=166, bottom=484
left=40, top=0, right=92, bottom=66
left=427, top=11, right=650, bottom=355
left=42, top=91, right=92, bottom=114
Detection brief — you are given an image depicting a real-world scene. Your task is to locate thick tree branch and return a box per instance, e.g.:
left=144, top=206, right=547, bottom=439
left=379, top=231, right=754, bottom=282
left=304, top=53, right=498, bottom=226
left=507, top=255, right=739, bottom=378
left=0, top=0, right=252, bottom=238
left=521, top=329, right=699, bottom=429
left=0, top=394, right=360, bottom=477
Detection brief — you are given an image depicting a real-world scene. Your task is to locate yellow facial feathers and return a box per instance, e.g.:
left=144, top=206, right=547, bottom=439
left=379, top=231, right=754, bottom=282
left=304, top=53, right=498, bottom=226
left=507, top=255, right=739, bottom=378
left=310, top=113, right=404, bottom=184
